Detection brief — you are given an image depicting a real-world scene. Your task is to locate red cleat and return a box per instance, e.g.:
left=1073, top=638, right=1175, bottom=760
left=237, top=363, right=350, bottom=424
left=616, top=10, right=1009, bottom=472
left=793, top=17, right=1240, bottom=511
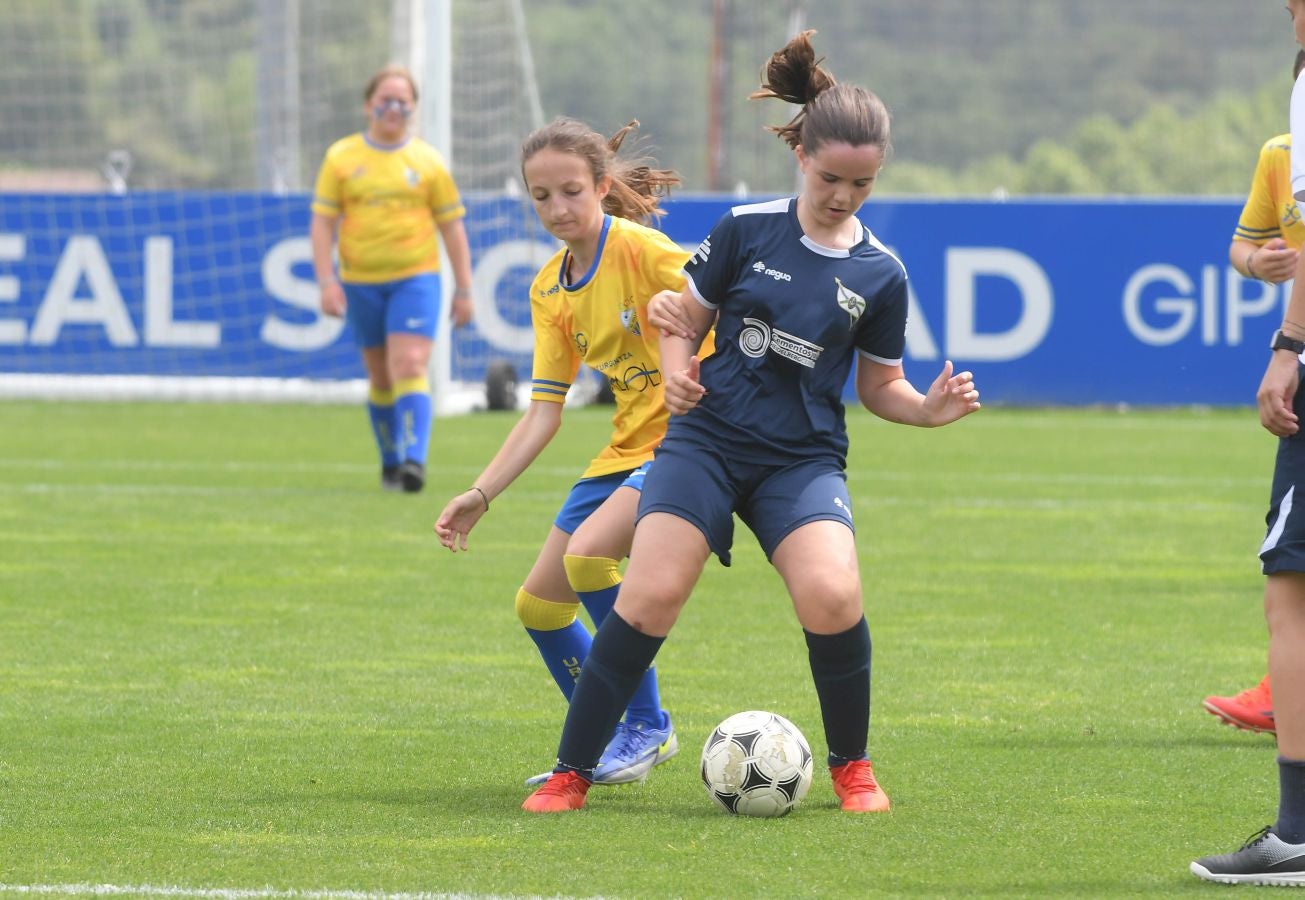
left=829, top=759, right=891, bottom=813
left=1203, top=676, right=1275, bottom=735
left=522, top=770, right=591, bottom=813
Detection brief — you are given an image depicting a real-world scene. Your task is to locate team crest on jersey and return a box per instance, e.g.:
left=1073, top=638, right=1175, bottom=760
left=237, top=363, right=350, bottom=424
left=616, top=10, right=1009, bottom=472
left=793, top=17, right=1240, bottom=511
left=619, top=295, right=642, bottom=337
left=1287, top=203, right=1302, bottom=229
left=405, top=167, right=420, bottom=186
left=835, top=277, right=866, bottom=327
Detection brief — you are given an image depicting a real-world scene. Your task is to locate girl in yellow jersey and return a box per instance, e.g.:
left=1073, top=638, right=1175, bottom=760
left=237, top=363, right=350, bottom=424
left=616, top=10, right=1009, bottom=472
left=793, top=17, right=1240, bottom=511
left=310, top=65, right=474, bottom=494
left=434, top=117, right=709, bottom=785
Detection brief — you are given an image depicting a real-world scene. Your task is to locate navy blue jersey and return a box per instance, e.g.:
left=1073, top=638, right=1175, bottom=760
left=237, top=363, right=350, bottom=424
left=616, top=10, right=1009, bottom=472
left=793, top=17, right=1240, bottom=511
left=674, top=197, right=908, bottom=465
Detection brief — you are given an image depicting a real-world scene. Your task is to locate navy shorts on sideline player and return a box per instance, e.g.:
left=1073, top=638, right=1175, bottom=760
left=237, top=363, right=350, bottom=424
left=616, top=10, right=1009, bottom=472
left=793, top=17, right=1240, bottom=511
left=1261, top=362, right=1305, bottom=574
left=342, top=272, right=442, bottom=348
left=553, top=461, right=651, bottom=534
left=637, top=437, right=854, bottom=567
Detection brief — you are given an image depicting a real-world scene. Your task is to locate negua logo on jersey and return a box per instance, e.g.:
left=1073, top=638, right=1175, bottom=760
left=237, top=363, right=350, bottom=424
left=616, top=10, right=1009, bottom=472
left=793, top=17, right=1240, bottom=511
left=751, top=260, right=791, bottom=282
left=739, top=316, right=823, bottom=369
left=834, top=277, right=866, bottom=327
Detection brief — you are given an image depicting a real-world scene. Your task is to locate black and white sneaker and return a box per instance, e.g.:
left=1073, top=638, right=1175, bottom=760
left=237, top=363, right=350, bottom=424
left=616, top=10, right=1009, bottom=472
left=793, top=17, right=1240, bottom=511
left=398, top=460, right=425, bottom=494
left=381, top=465, right=403, bottom=492
left=1191, top=826, right=1305, bottom=886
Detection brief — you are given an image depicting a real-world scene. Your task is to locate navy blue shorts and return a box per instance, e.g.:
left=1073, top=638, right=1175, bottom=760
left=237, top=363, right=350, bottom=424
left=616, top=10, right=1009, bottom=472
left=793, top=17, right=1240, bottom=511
left=638, top=437, right=853, bottom=567
left=553, top=461, right=650, bottom=534
left=1261, top=363, right=1305, bottom=574
left=342, top=272, right=442, bottom=348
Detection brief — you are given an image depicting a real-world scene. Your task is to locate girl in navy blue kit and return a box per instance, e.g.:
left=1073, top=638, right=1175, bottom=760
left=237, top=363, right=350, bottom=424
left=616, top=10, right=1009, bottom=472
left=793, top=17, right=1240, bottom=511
left=524, top=30, right=981, bottom=814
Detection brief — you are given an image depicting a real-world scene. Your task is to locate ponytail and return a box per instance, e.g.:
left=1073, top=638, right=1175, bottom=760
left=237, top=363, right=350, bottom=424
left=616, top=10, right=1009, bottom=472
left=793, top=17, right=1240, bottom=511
left=602, top=121, right=680, bottom=223
left=751, top=30, right=890, bottom=157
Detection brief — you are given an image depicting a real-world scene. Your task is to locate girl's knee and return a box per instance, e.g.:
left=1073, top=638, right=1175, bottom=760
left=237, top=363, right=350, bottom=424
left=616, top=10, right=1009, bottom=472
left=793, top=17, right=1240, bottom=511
left=514, top=587, right=579, bottom=630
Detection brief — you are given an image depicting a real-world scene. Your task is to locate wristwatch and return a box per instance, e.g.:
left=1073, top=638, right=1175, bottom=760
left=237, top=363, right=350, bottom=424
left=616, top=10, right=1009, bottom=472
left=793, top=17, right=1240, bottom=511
left=1270, top=329, right=1305, bottom=354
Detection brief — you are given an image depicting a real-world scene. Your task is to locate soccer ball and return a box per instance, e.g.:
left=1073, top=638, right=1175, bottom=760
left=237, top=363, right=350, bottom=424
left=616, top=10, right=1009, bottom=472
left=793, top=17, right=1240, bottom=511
left=700, top=710, right=814, bottom=817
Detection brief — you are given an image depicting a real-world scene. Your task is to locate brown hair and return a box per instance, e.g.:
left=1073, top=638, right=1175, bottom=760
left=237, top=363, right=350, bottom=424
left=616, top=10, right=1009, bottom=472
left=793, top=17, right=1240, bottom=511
left=364, top=64, right=419, bottom=103
left=750, top=30, right=890, bottom=157
left=520, top=117, right=680, bottom=223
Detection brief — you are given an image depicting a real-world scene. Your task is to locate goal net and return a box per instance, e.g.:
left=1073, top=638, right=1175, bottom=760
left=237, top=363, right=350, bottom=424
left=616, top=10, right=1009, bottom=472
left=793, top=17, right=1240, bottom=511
left=0, top=0, right=548, bottom=410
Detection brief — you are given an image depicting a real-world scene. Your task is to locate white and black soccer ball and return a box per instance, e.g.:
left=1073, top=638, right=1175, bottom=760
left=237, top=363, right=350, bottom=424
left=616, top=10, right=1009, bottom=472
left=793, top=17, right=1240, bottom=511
left=700, top=710, right=814, bottom=817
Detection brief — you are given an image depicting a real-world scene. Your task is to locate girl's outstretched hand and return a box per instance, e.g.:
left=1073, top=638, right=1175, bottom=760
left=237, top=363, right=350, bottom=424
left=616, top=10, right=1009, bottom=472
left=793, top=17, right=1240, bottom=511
left=921, top=360, right=981, bottom=426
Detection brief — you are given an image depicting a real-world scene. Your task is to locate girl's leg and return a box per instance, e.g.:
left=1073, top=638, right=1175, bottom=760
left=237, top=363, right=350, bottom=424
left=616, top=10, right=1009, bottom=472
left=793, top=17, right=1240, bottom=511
left=1267, top=572, right=1305, bottom=842
left=554, top=512, right=710, bottom=775
left=385, top=332, right=434, bottom=491
left=566, top=485, right=675, bottom=782
left=346, top=283, right=400, bottom=488
left=360, top=347, right=400, bottom=486
left=566, top=485, right=664, bottom=726
left=517, top=527, right=589, bottom=699
left=383, top=274, right=441, bottom=490
left=773, top=519, right=868, bottom=759
left=773, top=520, right=888, bottom=812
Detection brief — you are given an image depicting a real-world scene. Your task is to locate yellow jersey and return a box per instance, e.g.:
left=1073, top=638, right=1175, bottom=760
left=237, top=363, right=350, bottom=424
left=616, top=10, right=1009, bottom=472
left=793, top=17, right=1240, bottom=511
left=311, top=133, right=465, bottom=284
left=1234, top=133, right=1305, bottom=249
left=529, top=215, right=712, bottom=479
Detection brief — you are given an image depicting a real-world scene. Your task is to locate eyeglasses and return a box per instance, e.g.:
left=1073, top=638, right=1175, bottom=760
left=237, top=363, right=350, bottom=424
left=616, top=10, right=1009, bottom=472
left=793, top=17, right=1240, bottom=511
left=373, top=98, right=412, bottom=118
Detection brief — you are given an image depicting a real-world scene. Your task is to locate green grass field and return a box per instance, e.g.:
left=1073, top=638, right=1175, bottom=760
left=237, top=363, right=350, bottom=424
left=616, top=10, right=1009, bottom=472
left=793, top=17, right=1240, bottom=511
left=0, top=400, right=1288, bottom=897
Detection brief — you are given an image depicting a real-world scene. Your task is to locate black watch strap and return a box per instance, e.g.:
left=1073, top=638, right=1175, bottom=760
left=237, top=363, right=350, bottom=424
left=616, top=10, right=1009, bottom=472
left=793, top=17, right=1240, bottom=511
left=1271, top=329, right=1305, bottom=354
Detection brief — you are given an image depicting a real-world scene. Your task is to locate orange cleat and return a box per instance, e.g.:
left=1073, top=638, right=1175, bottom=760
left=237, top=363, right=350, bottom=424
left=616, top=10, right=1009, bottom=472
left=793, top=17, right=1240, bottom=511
left=1203, top=676, right=1275, bottom=735
left=830, top=759, right=891, bottom=813
left=522, top=770, right=591, bottom=813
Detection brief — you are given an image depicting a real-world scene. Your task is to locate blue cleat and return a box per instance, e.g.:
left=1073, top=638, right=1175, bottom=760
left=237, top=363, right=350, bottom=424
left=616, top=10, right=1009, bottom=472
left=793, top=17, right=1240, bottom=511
left=592, top=714, right=678, bottom=785
left=523, top=713, right=679, bottom=787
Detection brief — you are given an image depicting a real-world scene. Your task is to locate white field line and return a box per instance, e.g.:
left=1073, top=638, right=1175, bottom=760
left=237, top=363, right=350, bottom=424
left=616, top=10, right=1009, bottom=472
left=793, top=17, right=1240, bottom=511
left=0, top=885, right=594, bottom=900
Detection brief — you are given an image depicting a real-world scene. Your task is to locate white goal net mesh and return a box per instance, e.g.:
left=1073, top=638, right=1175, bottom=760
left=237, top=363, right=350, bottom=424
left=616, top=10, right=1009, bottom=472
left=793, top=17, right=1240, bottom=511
left=0, top=0, right=548, bottom=408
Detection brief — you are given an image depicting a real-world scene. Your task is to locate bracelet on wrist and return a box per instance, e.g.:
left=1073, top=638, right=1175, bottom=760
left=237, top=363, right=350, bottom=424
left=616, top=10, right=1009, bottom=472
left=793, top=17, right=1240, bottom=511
left=469, top=486, right=490, bottom=510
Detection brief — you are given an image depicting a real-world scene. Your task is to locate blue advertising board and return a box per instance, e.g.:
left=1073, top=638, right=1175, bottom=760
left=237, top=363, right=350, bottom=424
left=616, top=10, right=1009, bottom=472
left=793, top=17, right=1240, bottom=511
left=0, top=192, right=1279, bottom=405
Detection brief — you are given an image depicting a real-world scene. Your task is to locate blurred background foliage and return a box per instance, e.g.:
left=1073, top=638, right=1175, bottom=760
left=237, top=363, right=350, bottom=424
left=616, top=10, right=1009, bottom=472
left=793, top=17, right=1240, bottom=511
left=0, top=0, right=1297, bottom=195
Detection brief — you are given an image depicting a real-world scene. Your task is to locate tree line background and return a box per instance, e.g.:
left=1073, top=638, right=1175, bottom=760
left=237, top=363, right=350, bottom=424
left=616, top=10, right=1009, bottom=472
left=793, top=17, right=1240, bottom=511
left=2, top=0, right=1299, bottom=196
